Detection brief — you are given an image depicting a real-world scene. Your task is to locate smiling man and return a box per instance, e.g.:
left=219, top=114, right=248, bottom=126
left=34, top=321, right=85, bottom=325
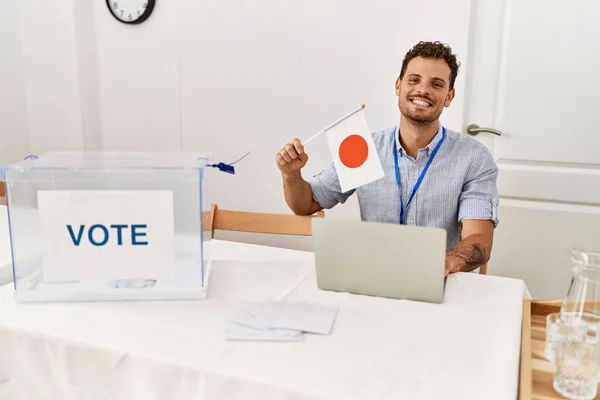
left=276, top=41, right=499, bottom=276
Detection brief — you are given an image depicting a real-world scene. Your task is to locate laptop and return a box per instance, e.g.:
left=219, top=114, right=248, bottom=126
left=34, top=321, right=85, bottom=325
left=311, top=218, right=447, bottom=303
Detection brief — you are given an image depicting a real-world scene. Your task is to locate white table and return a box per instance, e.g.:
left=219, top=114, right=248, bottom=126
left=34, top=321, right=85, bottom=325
left=0, top=239, right=527, bottom=400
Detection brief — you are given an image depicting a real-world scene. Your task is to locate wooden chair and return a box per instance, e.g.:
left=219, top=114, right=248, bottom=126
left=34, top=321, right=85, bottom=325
left=202, top=205, right=491, bottom=275
left=0, top=181, right=5, bottom=206
left=203, top=204, right=324, bottom=238
left=480, top=263, right=488, bottom=275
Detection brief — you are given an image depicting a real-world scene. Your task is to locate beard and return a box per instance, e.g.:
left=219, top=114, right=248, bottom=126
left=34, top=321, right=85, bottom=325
left=399, top=97, right=442, bottom=126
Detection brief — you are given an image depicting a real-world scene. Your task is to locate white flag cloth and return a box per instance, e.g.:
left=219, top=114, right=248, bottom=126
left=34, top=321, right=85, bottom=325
left=324, top=110, right=385, bottom=192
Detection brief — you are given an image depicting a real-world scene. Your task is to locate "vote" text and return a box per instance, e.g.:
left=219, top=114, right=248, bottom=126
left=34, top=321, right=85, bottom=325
left=66, top=224, right=149, bottom=246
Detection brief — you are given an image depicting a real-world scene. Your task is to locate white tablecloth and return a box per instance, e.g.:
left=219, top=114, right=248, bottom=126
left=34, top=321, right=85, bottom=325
left=0, top=239, right=527, bottom=400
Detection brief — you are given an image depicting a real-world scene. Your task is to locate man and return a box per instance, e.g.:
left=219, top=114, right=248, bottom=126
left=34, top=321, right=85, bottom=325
left=275, top=41, right=499, bottom=277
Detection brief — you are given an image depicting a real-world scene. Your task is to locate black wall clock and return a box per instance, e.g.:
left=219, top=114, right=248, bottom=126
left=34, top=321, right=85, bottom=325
left=106, top=0, right=156, bottom=24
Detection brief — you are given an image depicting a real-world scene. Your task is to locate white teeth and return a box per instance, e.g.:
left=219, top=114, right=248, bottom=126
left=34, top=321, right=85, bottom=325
left=412, top=99, right=430, bottom=107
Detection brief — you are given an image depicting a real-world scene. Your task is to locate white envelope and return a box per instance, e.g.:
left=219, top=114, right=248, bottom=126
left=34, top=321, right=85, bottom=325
left=267, top=302, right=338, bottom=335
left=229, top=301, right=338, bottom=336
left=224, top=321, right=303, bottom=342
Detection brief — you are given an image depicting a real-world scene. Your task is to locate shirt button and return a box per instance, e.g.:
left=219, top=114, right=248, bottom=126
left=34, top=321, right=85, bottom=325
left=409, top=219, right=415, bottom=225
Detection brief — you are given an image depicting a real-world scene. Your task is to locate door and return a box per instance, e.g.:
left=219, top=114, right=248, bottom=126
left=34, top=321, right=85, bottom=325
left=463, top=0, right=600, bottom=298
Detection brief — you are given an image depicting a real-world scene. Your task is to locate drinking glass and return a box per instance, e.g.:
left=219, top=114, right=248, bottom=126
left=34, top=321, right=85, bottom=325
left=553, top=332, right=600, bottom=400
left=546, top=313, right=586, bottom=363
left=548, top=248, right=600, bottom=399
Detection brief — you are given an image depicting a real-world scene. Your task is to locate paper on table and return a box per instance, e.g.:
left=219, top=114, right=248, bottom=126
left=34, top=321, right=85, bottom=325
left=268, top=302, right=338, bottom=335
left=229, top=308, right=274, bottom=330
left=224, top=321, right=303, bottom=342
left=226, top=301, right=338, bottom=341
left=226, top=307, right=303, bottom=342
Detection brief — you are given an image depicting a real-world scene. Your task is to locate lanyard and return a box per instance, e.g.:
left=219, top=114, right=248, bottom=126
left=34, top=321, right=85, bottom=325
left=393, top=126, right=446, bottom=225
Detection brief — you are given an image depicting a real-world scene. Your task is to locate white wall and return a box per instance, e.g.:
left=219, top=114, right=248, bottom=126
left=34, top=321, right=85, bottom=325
left=92, top=1, right=182, bottom=152
left=0, top=0, right=29, bottom=166
left=73, top=0, right=103, bottom=152
left=1, top=0, right=101, bottom=162
left=16, top=1, right=85, bottom=154
left=2, top=0, right=472, bottom=248
left=89, top=1, right=471, bottom=227
left=174, top=0, right=471, bottom=224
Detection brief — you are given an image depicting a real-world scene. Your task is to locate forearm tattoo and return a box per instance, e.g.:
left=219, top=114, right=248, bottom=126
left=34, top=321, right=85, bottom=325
left=447, top=243, right=488, bottom=272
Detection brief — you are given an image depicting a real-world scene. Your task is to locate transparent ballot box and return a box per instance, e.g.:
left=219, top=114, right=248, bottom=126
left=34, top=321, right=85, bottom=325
left=1, top=151, right=213, bottom=302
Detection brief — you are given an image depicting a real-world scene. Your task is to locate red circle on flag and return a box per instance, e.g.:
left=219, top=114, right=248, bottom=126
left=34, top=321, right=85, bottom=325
left=339, top=134, right=369, bottom=169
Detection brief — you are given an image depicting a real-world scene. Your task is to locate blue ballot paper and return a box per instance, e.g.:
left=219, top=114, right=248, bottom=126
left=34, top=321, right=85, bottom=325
left=225, top=301, right=338, bottom=341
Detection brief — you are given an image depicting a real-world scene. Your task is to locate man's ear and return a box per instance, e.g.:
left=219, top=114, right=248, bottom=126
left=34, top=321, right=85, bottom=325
left=445, top=88, right=455, bottom=107
left=395, top=77, right=401, bottom=96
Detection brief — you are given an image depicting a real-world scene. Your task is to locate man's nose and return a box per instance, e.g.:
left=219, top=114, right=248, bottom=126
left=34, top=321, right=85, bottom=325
left=415, top=84, right=430, bottom=96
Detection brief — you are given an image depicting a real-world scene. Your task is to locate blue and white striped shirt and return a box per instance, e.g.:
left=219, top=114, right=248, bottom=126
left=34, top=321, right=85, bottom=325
left=306, top=125, right=499, bottom=250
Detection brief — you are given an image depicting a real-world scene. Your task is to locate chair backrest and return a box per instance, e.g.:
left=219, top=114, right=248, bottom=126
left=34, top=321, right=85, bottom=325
left=480, top=263, right=488, bottom=275
left=204, top=204, right=324, bottom=238
left=0, top=181, right=5, bottom=206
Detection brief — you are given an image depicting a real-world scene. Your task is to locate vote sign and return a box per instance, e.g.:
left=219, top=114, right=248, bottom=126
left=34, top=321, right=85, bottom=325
left=37, top=190, right=175, bottom=281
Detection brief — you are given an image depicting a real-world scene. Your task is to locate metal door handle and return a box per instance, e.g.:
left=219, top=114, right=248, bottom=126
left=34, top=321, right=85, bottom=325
left=466, top=124, right=502, bottom=136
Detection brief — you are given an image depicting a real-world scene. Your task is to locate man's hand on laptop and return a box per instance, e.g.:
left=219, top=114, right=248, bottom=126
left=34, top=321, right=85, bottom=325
left=444, top=220, right=494, bottom=276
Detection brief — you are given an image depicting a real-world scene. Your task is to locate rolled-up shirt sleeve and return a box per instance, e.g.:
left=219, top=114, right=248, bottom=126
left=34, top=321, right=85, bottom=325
left=305, top=163, right=355, bottom=209
left=458, top=144, right=499, bottom=226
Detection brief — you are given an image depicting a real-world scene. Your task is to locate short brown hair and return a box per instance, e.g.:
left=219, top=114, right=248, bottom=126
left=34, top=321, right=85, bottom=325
left=399, top=41, right=460, bottom=90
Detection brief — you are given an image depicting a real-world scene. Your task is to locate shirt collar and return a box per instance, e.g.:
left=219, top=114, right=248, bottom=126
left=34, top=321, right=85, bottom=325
left=426, top=124, right=444, bottom=155
left=395, top=124, right=444, bottom=157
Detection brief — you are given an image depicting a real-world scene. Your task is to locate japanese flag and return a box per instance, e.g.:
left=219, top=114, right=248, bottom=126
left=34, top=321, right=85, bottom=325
left=325, top=110, right=384, bottom=193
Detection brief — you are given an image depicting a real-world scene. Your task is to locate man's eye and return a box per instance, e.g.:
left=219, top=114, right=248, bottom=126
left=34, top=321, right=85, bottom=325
left=409, top=78, right=418, bottom=83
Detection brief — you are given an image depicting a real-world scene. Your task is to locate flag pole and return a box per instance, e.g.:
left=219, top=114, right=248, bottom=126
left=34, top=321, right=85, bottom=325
left=302, top=104, right=366, bottom=146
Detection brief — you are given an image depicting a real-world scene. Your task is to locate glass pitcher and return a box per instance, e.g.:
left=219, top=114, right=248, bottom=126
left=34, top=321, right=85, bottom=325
left=560, top=248, right=600, bottom=343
